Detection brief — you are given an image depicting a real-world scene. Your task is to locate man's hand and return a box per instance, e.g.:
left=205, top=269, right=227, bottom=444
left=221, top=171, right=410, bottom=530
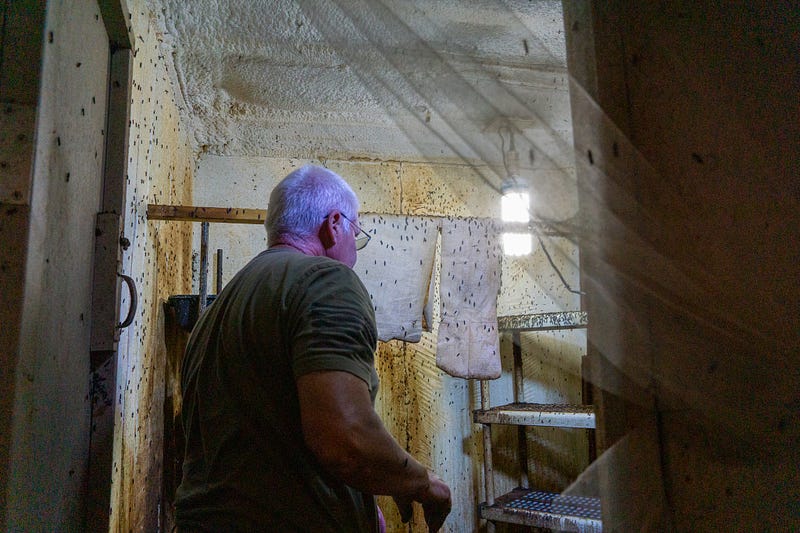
left=394, top=471, right=451, bottom=531
left=393, top=494, right=413, bottom=523
left=420, top=471, right=451, bottom=531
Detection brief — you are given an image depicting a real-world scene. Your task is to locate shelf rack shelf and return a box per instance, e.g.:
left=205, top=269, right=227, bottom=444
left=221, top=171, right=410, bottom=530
left=474, top=403, right=595, bottom=429
left=476, top=312, right=600, bottom=532
left=480, top=488, right=602, bottom=532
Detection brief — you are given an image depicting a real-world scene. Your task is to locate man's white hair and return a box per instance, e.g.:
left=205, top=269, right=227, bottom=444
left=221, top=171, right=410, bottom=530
left=266, top=165, right=359, bottom=246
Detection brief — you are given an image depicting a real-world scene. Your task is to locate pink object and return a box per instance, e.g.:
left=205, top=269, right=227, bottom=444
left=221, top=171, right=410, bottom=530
left=377, top=505, right=386, bottom=533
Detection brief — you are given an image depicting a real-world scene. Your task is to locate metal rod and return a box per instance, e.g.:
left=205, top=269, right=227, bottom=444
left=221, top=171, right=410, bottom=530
left=480, top=379, right=495, bottom=533
left=582, top=355, right=598, bottom=463
left=513, top=331, right=529, bottom=488
left=215, top=248, right=223, bottom=294
left=198, top=222, right=209, bottom=315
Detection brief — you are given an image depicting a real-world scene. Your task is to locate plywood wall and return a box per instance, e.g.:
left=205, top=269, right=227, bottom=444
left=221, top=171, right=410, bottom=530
left=0, top=0, right=43, bottom=526
left=564, top=1, right=800, bottom=530
left=2, top=0, right=108, bottom=529
left=192, top=156, right=588, bottom=531
left=108, top=1, right=195, bottom=531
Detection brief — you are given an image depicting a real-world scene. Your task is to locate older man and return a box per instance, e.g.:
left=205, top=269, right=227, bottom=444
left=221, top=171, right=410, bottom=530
left=175, top=165, right=451, bottom=532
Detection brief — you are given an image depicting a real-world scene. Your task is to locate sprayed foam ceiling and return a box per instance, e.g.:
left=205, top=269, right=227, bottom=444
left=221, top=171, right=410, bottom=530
left=152, top=0, right=572, bottom=168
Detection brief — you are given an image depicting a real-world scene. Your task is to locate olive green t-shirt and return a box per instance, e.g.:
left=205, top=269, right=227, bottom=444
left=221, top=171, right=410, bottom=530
left=175, top=248, right=380, bottom=532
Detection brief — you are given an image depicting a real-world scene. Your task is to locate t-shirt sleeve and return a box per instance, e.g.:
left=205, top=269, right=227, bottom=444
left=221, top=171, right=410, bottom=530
left=288, top=261, right=378, bottom=392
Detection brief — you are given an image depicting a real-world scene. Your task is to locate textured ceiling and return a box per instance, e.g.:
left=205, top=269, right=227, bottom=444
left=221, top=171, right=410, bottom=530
left=151, top=0, right=572, bottom=171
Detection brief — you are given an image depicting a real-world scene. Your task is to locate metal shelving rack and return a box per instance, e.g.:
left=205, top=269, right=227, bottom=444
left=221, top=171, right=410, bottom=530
left=475, top=311, right=602, bottom=532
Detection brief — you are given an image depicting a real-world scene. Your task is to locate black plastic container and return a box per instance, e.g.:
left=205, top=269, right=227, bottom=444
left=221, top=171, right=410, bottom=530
left=167, top=294, right=217, bottom=332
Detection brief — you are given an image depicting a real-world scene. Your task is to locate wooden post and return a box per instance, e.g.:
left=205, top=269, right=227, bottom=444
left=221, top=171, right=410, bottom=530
left=215, top=249, right=223, bottom=294
left=198, top=222, right=209, bottom=315
left=480, top=380, right=495, bottom=532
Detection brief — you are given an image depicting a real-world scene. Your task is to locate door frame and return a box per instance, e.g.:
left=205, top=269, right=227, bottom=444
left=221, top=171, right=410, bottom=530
left=86, top=1, right=133, bottom=530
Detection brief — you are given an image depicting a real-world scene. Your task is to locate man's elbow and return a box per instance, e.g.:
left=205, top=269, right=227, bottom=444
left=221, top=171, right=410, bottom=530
left=305, top=430, right=364, bottom=482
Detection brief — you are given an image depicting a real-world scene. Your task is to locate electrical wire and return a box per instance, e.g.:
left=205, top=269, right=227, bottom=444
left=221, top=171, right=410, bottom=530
left=537, top=234, right=585, bottom=296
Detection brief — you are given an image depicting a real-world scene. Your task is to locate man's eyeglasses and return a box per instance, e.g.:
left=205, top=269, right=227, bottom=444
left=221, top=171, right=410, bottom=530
left=339, top=213, right=372, bottom=250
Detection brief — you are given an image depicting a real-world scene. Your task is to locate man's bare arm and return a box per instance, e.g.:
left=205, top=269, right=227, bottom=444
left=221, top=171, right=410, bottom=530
left=297, top=370, right=451, bottom=529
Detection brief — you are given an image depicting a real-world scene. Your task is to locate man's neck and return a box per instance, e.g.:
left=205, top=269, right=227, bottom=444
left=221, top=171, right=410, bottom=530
left=269, top=239, right=324, bottom=257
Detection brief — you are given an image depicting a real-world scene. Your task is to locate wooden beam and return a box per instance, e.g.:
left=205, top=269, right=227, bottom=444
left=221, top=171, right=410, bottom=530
left=146, top=204, right=267, bottom=225
left=98, top=0, right=132, bottom=50
left=146, top=205, right=580, bottom=238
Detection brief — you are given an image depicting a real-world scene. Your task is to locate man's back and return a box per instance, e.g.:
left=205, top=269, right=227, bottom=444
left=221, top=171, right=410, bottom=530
left=175, top=248, right=379, bottom=532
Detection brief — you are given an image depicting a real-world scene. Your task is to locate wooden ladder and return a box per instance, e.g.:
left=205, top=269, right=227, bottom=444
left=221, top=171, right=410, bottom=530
left=474, top=311, right=602, bottom=532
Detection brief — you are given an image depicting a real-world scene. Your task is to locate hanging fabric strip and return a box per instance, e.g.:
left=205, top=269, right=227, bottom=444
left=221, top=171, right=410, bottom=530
left=353, top=214, right=440, bottom=342
left=436, top=217, right=503, bottom=379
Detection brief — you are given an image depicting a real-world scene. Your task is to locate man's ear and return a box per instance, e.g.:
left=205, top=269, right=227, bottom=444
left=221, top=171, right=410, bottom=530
left=318, top=210, right=341, bottom=249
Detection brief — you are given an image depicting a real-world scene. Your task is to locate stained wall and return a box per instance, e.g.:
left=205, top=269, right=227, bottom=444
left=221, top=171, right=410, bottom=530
left=107, top=1, right=195, bottom=531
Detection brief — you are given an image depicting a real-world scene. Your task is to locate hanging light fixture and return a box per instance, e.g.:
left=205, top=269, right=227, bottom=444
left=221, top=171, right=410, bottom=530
left=499, top=125, right=532, bottom=256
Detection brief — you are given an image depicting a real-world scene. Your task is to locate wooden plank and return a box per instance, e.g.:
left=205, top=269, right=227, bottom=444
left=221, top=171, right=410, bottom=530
left=0, top=0, right=46, bottom=104
left=146, top=204, right=267, bottom=224
left=97, top=0, right=132, bottom=50
left=0, top=203, right=30, bottom=527
left=0, top=104, right=36, bottom=204
left=146, top=205, right=576, bottom=228
left=87, top=42, right=131, bottom=533
left=91, top=49, right=132, bottom=352
left=100, top=49, right=132, bottom=213
left=90, top=213, right=123, bottom=353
